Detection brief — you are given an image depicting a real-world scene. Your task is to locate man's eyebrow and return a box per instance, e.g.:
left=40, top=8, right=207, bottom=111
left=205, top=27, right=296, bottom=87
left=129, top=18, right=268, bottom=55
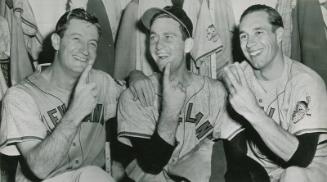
left=163, top=32, right=177, bottom=37
left=70, top=33, right=82, bottom=36
left=239, top=26, right=265, bottom=34
left=253, top=27, right=265, bottom=31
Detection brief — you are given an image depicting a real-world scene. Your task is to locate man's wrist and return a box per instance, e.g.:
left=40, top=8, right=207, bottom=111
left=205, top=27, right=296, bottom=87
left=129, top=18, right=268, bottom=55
left=62, top=110, right=83, bottom=127
left=244, top=106, right=267, bottom=125
left=161, top=109, right=180, bottom=120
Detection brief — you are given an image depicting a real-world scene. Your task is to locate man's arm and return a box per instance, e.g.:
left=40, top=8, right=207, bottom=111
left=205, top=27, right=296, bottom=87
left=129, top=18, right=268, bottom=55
left=157, top=63, right=185, bottom=145
left=120, top=63, right=185, bottom=174
left=241, top=108, right=299, bottom=161
left=128, top=103, right=182, bottom=174
left=223, top=63, right=298, bottom=161
left=17, top=116, right=79, bottom=179
left=17, top=65, right=98, bottom=179
left=223, top=63, right=319, bottom=164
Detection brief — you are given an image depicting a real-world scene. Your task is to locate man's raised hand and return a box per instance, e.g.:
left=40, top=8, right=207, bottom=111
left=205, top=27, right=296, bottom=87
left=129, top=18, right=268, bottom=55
left=162, top=63, right=186, bottom=116
left=223, top=62, right=261, bottom=119
left=67, top=64, right=98, bottom=124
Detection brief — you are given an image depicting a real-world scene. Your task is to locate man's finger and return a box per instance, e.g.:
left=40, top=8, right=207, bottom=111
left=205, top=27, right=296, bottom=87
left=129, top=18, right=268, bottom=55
left=136, top=87, right=147, bottom=107
left=222, top=72, right=234, bottom=93
left=225, top=67, right=241, bottom=90
left=235, top=63, right=248, bottom=87
left=163, top=63, right=171, bottom=86
left=79, top=64, right=92, bottom=84
left=148, top=81, right=155, bottom=106
left=130, top=86, right=138, bottom=101
left=144, top=81, right=154, bottom=106
left=232, top=62, right=242, bottom=83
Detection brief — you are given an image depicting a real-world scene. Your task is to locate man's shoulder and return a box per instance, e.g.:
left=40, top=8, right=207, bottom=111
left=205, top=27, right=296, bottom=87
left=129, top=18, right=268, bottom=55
left=3, top=83, right=36, bottom=109
left=287, top=57, right=325, bottom=87
left=5, top=73, right=40, bottom=98
left=120, top=74, right=159, bottom=106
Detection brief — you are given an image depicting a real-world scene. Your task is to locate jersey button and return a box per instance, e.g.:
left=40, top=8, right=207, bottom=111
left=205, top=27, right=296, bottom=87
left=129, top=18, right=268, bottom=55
left=72, top=142, right=76, bottom=147
left=75, top=159, right=79, bottom=164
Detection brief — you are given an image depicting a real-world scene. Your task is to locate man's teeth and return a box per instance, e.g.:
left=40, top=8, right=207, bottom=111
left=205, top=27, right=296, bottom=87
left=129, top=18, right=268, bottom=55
left=74, top=56, right=87, bottom=61
left=159, top=55, right=168, bottom=59
left=249, top=50, right=261, bottom=56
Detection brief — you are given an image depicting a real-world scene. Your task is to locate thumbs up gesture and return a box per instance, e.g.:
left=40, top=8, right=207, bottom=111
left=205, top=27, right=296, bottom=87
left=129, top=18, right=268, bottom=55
left=161, top=63, right=186, bottom=116
left=67, top=65, right=98, bottom=124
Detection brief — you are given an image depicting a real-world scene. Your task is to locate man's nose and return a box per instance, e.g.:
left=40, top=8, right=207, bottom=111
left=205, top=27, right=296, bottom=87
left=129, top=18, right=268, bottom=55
left=246, top=36, right=257, bottom=48
left=80, top=44, right=89, bottom=55
left=155, top=37, right=165, bottom=50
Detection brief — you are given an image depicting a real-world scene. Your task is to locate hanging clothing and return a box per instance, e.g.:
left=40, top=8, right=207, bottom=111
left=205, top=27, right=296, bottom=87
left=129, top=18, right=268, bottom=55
left=87, top=0, right=115, bottom=76
left=10, top=9, right=33, bottom=85
left=211, top=0, right=235, bottom=78
left=191, top=0, right=223, bottom=77
left=0, top=0, right=40, bottom=85
left=113, top=0, right=139, bottom=80
left=277, top=0, right=293, bottom=57
left=0, top=15, right=9, bottom=99
left=102, top=0, right=131, bottom=40
left=319, top=1, right=327, bottom=39
left=0, top=15, right=10, bottom=60
left=291, top=0, right=327, bottom=85
left=13, top=0, right=43, bottom=61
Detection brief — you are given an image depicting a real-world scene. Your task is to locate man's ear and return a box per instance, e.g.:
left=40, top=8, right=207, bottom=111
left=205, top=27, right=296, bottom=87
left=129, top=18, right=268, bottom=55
left=275, top=27, right=284, bottom=44
left=184, top=38, right=194, bottom=53
left=51, top=33, right=61, bottom=51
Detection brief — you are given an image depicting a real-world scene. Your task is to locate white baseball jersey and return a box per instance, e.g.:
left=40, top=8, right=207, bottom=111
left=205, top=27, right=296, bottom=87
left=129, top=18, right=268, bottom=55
left=242, top=57, right=327, bottom=182
left=117, top=74, right=243, bottom=182
left=0, top=69, right=125, bottom=182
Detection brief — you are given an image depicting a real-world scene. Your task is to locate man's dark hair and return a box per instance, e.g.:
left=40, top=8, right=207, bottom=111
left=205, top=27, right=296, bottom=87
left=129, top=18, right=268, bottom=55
left=240, top=4, right=284, bottom=32
left=150, top=13, right=189, bottom=40
left=55, top=8, right=101, bottom=37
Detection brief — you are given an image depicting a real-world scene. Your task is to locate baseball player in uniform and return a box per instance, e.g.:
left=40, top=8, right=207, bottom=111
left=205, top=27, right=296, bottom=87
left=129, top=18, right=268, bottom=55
left=0, top=9, right=130, bottom=182
left=223, top=5, right=327, bottom=182
left=117, top=5, right=243, bottom=182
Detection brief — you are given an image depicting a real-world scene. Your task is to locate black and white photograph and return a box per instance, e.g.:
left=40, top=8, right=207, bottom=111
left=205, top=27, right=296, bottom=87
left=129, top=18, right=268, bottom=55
left=0, top=0, right=327, bottom=181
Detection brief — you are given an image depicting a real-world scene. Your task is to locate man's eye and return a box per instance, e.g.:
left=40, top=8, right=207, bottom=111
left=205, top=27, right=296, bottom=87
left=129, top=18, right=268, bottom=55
left=240, top=34, right=247, bottom=40
left=165, top=35, right=174, bottom=40
left=255, top=31, right=263, bottom=36
left=89, top=42, right=97, bottom=48
left=150, top=35, right=157, bottom=41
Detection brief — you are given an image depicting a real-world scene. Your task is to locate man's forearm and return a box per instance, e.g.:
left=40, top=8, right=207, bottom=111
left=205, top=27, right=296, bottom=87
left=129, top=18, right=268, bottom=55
left=19, top=116, right=80, bottom=179
left=157, top=110, right=180, bottom=145
left=246, top=109, right=299, bottom=161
